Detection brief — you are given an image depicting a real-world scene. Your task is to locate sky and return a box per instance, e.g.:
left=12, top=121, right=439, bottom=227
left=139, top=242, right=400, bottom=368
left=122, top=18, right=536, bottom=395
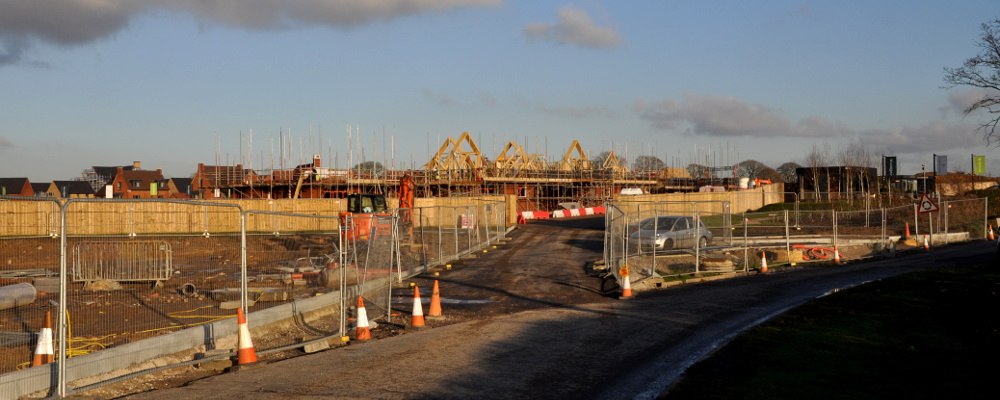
left=1, top=0, right=998, bottom=182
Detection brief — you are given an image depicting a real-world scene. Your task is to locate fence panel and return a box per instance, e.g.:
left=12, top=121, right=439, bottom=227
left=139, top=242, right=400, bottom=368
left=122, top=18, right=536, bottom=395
left=0, top=196, right=62, bottom=394
left=58, top=200, right=243, bottom=385
left=941, top=198, right=987, bottom=242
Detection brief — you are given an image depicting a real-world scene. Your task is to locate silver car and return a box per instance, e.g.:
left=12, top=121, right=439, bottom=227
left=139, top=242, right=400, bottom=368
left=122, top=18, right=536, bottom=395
left=629, top=215, right=712, bottom=252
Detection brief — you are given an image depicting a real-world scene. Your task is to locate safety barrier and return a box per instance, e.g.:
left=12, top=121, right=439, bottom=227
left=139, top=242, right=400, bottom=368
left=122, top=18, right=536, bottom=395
left=604, top=196, right=989, bottom=293
left=550, top=206, right=607, bottom=218
left=0, top=196, right=506, bottom=399
left=517, top=210, right=551, bottom=224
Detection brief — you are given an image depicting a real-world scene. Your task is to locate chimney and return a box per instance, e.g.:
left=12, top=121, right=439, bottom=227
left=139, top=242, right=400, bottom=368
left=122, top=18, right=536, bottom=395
left=133, top=161, right=141, bottom=170
left=313, top=154, right=321, bottom=168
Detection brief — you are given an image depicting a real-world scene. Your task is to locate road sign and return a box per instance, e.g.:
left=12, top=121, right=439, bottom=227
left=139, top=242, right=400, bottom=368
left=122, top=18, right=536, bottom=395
left=917, top=194, right=939, bottom=214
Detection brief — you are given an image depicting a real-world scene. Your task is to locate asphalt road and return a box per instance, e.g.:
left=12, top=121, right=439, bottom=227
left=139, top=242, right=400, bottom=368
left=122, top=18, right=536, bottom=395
left=120, top=216, right=995, bottom=400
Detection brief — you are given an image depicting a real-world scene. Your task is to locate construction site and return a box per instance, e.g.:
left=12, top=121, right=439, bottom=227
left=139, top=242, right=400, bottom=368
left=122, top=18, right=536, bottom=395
left=196, top=132, right=733, bottom=212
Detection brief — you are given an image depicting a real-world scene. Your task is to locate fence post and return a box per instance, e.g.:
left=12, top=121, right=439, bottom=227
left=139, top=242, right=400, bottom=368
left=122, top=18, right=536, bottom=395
left=784, top=210, right=791, bottom=265
left=57, top=200, right=69, bottom=397
left=833, top=209, right=838, bottom=253
left=743, top=212, right=748, bottom=272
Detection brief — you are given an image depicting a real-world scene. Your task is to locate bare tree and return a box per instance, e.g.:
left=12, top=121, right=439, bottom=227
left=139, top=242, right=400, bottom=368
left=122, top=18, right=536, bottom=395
left=777, top=162, right=802, bottom=183
left=758, top=166, right=783, bottom=182
left=686, top=163, right=710, bottom=179
left=737, top=160, right=770, bottom=179
left=943, top=18, right=1000, bottom=145
left=805, top=143, right=831, bottom=199
left=633, top=155, right=665, bottom=170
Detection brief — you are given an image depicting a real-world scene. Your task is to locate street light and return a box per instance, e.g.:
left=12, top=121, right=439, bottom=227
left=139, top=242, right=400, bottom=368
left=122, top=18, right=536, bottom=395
left=921, top=164, right=926, bottom=195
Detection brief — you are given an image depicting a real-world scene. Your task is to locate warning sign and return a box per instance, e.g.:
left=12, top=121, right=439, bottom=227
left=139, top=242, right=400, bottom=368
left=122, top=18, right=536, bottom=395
left=917, top=194, right=939, bottom=214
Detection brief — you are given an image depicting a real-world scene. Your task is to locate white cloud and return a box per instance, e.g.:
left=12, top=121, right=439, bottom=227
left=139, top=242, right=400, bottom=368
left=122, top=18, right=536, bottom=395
left=0, top=0, right=502, bottom=66
left=635, top=93, right=850, bottom=138
left=524, top=5, right=621, bottom=49
left=859, top=121, right=985, bottom=154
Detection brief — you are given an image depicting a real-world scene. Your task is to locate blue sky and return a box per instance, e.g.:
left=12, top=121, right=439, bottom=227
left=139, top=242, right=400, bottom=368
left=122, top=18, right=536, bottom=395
left=1, top=1, right=997, bottom=182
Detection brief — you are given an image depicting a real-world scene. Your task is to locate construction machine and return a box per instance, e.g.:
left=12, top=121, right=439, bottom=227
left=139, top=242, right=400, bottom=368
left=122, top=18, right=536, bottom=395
left=338, top=174, right=415, bottom=241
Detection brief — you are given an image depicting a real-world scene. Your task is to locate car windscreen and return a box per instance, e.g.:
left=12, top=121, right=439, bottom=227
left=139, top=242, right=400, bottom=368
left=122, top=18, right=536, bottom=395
left=640, top=217, right=677, bottom=230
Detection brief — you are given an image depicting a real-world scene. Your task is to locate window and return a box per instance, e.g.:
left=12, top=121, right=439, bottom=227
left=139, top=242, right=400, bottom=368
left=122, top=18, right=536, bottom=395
left=130, top=180, right=142, bottom=188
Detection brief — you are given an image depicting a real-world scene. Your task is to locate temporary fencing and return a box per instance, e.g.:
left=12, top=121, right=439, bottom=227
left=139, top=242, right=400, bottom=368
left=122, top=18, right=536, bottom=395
left=604, top=196, right=990, bottom=288
left=407, top=200, right=507, bottom=270
left=0, top=195, right=506, bottom=399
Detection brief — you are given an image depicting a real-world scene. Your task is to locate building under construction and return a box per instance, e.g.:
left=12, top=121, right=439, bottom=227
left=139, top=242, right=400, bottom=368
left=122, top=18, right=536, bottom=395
left=195, top=132, right=735, bottom=212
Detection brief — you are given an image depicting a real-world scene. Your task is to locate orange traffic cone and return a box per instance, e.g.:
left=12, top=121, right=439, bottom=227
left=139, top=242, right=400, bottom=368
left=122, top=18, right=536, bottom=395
left=619, top=266, right=633, bottom=299
left=31, top=311, right=53, bottom=367
left=411, top=285, right=425, bottom=327
left=904, top=222, right=911, bottom=240
left=428, top=280, right=443, bottom=319
left=236, top=307, right=258, bottom=365
left=989, top=225, right=995, bottom=241
left=834, top=246, right=842, bottom=264
left=760, top=252, right=768, bottom=273
left=355, top=296, right=372, bottom=340
left=923, top=235, right=930, bottom=250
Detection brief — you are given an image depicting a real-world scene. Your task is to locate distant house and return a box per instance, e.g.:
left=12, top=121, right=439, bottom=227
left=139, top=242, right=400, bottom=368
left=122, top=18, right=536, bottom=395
left=192, top=163, right=256, bottom=199
left=100, top=167, right=167, bottom=199
left=0, top=178, right=34, bottom=196
left=49, top=181, right=97, bottom=198
left=167, top=178, right=193, bottom=199
left=31, top=183, right=52, bottom=197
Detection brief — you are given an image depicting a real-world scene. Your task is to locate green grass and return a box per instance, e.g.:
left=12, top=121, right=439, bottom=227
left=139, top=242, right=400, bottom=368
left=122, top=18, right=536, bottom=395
left=665, top=263, right=1000, bottom=399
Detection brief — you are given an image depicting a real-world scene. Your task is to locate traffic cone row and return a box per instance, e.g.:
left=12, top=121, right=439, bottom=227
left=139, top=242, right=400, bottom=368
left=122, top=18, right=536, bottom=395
left=923, top=234, right=930, bottom=250
left=32, top=311, right=53, bottom=367
left=760, top=252, right=768, bottom=273
left=236, top=307, right=258, bottom=365
left=990, top=224, right=996, bottom=241
left=904, top=222, right=911, bottom=240
left=834, top=246, right=842, bottom=264
left=355, top=296, right=372, bottom=340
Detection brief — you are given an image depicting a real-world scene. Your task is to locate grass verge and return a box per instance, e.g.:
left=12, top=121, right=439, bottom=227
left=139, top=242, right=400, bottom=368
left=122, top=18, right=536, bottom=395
left=664, top=263, right=1000, bottom=399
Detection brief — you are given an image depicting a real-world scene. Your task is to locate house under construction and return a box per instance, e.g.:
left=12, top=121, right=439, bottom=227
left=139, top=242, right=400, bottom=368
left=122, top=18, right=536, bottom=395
left=196, top=132, right=731, bottom=212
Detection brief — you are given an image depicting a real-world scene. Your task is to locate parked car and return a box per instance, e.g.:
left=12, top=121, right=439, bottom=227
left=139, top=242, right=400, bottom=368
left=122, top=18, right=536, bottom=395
left=628, top=215, right=712, bottom=252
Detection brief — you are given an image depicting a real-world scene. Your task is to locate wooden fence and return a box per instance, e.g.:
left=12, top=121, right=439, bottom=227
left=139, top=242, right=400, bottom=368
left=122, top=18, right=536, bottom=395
left=0, top=196, right=515, bottom=237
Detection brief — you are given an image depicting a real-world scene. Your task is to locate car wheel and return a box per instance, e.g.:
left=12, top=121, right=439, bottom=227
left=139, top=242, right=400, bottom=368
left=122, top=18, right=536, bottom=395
left=663, top=239, right=674, bottom=250
left=698, top=236, right=708, bottom=248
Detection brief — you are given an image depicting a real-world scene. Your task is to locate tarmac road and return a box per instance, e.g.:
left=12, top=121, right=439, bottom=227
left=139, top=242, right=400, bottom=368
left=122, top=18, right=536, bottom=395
left=120, top=216, right=995, bottom=400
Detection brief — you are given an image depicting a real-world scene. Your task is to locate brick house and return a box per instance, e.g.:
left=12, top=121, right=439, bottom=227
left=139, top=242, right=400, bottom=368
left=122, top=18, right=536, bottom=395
left=166, top=178, right=193, bottom=199
left=192, top=163, right=255, bottom=199
left=0, top=178, right=34, bottom=196
left=31, top=183, right=52, bottom=197
left=48, top=181, right=97, bottom=198
left=101, top=167, right=167, bottom=199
